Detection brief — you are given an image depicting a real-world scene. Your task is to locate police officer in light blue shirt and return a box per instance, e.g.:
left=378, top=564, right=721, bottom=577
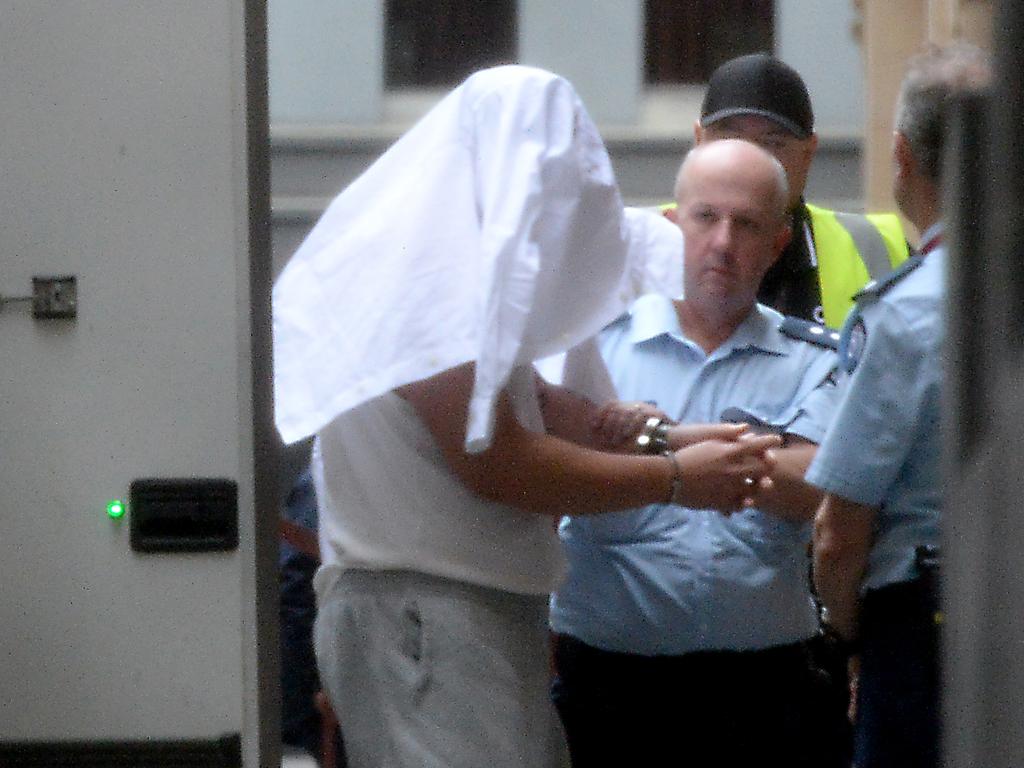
left=807, top=44, right=990, bottom=768
left=809, top=233, right=943, bottom=592
left=549, top=139, right=850, bottom=768
left=552, top=297, right=839, bottom=655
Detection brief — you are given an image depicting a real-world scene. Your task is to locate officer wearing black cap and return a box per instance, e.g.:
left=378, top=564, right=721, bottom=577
left=673, top=53, right=910, bottom=329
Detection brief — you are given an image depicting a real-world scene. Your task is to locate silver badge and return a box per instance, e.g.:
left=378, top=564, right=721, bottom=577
left=839, top=315, right=867, bottom=373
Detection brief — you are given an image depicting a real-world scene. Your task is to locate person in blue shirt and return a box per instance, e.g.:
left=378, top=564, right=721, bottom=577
left=279, top=466, right=347, bottom=767
left=807, top=43, right=990, bottom=768
left=549, top=138, right=850, bottom=767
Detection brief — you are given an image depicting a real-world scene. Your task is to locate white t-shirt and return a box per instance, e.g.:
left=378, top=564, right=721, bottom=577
left=312, top=368, right=565, bottom=597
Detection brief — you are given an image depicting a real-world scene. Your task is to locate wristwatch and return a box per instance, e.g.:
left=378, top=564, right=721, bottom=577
left=636, top=416, right=671, bottom=454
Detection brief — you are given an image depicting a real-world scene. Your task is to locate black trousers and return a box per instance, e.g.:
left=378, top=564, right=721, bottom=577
left=855, top=577, right=940, bottom=768
left=551, top=634, right=852, bottom=768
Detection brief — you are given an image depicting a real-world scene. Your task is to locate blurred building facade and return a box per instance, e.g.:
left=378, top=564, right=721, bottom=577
left=266, top=0, right=870, bottom=272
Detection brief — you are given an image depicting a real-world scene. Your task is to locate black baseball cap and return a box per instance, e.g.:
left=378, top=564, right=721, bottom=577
left=700, top=53, right=814, bottom=138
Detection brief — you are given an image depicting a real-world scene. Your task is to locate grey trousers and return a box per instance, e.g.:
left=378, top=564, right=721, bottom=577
left=314, top=569, right=568, bottom=768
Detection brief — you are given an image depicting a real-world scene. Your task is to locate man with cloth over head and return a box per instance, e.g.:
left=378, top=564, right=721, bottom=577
left=273, top=65, right=780, bottom=768
left=684, top=52, right=910, bottom=328
left=549, top=138, right=850, bottom=767
left=808, top=43, right=991, bottom=768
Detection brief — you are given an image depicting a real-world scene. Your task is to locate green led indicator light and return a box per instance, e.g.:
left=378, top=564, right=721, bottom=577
left=106, top=499, right=126, bottom=519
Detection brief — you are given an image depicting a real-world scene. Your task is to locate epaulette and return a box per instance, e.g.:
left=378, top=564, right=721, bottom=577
left=778, top=316, right=840, bottom=350
left=852, top=254, right=926, bottom=302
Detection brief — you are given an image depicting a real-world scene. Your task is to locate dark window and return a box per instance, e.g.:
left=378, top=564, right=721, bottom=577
left=645, top=0, right=775, bottom=84
left=385, top=0, right=518, bottom=88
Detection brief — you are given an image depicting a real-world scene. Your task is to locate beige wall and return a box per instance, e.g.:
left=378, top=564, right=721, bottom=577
left=858, top=0, right=992, bottom=237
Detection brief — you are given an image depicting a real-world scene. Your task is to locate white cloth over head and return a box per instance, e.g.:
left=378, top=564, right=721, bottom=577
left=273, top=64, right=682, bottom=451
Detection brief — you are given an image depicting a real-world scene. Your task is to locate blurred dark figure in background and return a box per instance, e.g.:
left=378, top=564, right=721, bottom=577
left=279, top=468, right=346, bottom=768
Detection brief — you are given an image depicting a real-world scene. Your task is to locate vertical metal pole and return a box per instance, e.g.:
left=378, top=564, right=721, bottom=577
left=943, top=91, right=988, bottom=464
left=944, top=2, right=1024, bottom=764
left=243, top=1, right=280, bottom=765
left=982, top=1, right=1024, bottom=763
left=987, top=0, right=1024, bottom=356
left=942, top=89, right=989, bottom=768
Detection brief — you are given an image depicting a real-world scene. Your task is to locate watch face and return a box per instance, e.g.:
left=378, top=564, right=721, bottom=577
left=840, top=316, right=867, bottom=373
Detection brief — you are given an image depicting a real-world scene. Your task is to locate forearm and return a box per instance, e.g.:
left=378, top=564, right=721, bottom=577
left=279, top=519, right=320, bottom=560
left=399, top=364, right=675, bottom=516
left=752, top=439, right=823, bottom=522
left=812, top=494, right=876, bottom=639
left=399, top=364, right=778, bottom=517
left=535, top=378, right=605, bottom=448
left=468, top=421, right=779, bottom=516
left=471, top=426, right=677, bottom=515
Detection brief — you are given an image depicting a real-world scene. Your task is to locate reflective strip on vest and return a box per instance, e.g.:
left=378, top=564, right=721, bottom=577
left=832, top=211, right=893, bottom=280
left=806, top=203, right=909, bottom=328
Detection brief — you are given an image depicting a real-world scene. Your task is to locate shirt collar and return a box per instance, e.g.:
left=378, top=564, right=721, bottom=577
left=626, top=293, right=683, bottom=344
left=725, top=304, right=789, bottom=357
left=626, top=295, right=789, bottom=357
left=918, top=221, right=945, bottom=254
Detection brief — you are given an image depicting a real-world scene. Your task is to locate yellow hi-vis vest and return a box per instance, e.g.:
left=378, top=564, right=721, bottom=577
left=804, top=203, right=910, bottom=328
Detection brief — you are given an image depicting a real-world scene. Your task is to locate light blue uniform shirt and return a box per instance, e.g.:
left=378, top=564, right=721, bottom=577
left=550, top=295, right=843, bottom=655
left=805, top=224, right=945, bottom=592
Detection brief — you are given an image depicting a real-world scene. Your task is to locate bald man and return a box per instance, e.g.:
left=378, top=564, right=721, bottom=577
left=688, top=53, right=910, bottom=328
left=550, top=140, right=851, bottom=767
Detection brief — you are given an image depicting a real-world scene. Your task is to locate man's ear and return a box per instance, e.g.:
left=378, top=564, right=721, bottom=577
left=772, top=222, right=793, bottom=259
left=893, top=131, right=915, bottom=178
left=693, top=120, right=705, bottom=144
left=663, top=205, right=679, bottom=224
left=803, top=132, right=819, bottom=164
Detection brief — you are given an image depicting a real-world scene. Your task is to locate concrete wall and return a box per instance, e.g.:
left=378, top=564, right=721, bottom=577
left=777, top=0, right=865, bottom=135
left=269, top=0, right=384, bottom=123
left=519, top=0, right=644, bottom=125
left=268, top=0, right=865, bottom=134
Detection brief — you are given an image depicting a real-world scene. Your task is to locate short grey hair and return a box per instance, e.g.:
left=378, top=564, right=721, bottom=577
left=894, top=42, right=991, bottom=184
left=674, top=139, right=789, bottom=219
